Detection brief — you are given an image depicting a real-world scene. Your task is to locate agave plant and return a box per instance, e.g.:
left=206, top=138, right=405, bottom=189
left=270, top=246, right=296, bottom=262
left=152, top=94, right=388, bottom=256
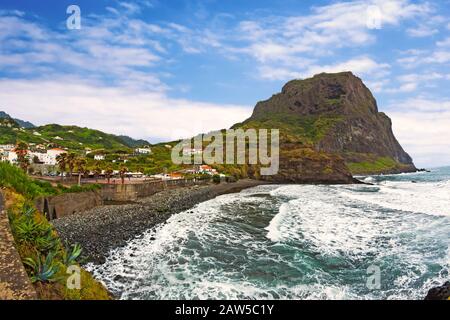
left=34, top=228, right=59, bottom=252
left=21, top=203, right=36, bottom=217
left=24, top=251, right=61, bottom=283
left=14, top=216, right=46, bottom=243
left=63, top=243, right=82, bottom=266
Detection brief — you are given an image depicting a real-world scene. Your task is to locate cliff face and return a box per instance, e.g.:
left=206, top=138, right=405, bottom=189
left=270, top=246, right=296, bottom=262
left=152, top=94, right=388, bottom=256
left=238, top=72, right=415, bottom=180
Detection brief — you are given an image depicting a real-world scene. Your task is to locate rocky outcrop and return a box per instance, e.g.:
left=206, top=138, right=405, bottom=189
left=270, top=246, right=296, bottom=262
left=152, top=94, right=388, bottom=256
left=425, top=282, right=450, bottom=300
left=239, top=72, right=416, bottom=178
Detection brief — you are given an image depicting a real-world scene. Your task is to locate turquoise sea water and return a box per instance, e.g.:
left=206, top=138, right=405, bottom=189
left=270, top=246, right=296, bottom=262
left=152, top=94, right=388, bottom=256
left=88, top=167, right=450, bottom=300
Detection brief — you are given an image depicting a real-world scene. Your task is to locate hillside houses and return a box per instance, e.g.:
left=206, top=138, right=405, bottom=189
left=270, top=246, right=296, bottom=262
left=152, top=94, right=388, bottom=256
left=135, top=147, right=152, bottom=155
left=1, top=147, right=67, bottom=166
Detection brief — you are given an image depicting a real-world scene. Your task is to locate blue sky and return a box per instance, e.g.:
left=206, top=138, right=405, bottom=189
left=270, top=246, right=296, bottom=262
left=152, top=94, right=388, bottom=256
left=0, top=0, right=449, bottom=167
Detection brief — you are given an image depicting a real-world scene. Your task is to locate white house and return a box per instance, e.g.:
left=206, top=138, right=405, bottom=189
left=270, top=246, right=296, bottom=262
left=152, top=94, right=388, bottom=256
left=197, top=165, right=217, bottom=175
left=46, top=148, right=67, bottom=165
left=183, top=148, right=203, bottom=156
left=0, top=152, right=8, bottom=162
left=94, top=154, right=105, bottom=161
left=135, top=147, right=152, bottom=155
left=7, top=151, right=18, bottom=164
left=0, top=144, right=15, bottom=151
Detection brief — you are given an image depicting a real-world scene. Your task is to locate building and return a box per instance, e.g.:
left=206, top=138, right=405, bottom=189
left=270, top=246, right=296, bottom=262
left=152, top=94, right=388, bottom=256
left=94, top=154, right=105, bottom=161
left=7, top=151, right=18, bottom=164
left=135, top=147, right=152, bottom=155
left=198, top=165, right=217, bottom=175
left=168, top=172, right=183, bottom=180
left=182, top=148, right=203, bottom=156
left=45, top=148, right=67, bottom=165
left=0, top=144, right=15, bottom=152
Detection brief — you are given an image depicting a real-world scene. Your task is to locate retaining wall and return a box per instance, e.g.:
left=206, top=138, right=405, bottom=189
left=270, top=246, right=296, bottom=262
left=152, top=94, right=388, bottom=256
left=35, top=190, right=103, bottom=220
left=0, top=192, right=37, bottom=300
left=36, top=178, right=211, bottom=220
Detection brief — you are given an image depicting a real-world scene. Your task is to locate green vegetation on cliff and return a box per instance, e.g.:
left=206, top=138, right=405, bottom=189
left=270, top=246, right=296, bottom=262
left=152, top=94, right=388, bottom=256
left=235, top=113, right=344, bottom=145
left=0, top=120, right=149, bottom=151
left=0, top=162, right=110, bottom=300
left=0, top=162, right=100, bottom=198
left=347, top=156, right=413, bottom=175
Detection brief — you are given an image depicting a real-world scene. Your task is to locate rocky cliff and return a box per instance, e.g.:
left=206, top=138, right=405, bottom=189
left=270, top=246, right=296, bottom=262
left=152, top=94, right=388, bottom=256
left=234, top=72, right=415, bottom=181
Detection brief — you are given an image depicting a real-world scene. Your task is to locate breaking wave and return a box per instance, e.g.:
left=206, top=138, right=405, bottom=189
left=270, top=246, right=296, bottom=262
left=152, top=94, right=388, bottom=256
left=87, top=168, right=450, bottom=300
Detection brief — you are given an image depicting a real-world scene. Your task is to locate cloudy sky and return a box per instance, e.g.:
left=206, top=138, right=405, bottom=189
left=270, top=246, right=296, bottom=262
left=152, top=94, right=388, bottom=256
left=0, top=0, right=449, bottom=167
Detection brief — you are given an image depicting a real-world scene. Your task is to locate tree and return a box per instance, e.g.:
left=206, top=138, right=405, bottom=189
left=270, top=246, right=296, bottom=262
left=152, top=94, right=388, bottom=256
left=67, top=153, right=76, bottom=177
left=93, top=162, right=102, bottom=182
left=56, top=153, right=67, bottom=180
left=105, top=165, right=114, bottom=184
left=75, top=157, right=87, bottom=186
left=119, top=165, right=128, bottom=185
left=15, top=141, right=29, bottom=172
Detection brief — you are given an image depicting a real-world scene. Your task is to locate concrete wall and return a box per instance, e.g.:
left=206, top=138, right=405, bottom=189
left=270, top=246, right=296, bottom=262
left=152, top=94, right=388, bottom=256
left=35, top=190, right=103, bottom=220
left=36, top=178, right=211, bottom=220
left=0, top=192, right=37, bottom=300
left=101, top=178, right=211, bottom=202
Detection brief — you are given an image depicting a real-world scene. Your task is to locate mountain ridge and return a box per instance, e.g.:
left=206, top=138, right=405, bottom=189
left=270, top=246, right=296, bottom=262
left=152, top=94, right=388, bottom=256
left=236, top=71, right=416, bottom=177
left=0, top=111, right=35, bottom=129
left=0, top=112, right=150, bottom=150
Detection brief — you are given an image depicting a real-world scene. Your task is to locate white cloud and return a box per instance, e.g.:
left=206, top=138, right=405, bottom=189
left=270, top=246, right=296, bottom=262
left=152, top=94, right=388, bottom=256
left=257, top=56, right=390, bottom=81
left=437, top=37, right=450, bottom=47
left=424, top=50, right=450, bottom=64
left=218, top=0, right=430, bottom=81
left=385, top=72, right=445, bottom=93
left=406, top=25, right=438, bottom=37
left=387, top=98, right=450, bottom=167
left=0, top=78, right=251, bottom=142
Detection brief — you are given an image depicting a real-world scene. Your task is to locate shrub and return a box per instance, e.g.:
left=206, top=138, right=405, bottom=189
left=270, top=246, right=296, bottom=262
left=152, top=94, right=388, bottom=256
left=0, top=162, right=57, bottom=199
left=24, top=251, right=61, bottom=283
left=212, top=174, right=221, bottom=184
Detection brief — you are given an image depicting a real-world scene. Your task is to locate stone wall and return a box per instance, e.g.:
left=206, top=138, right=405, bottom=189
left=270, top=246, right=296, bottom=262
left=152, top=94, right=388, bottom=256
left=101, top=178, right=211, bottom=202
left=35, top=190, right=103, bottom=220
left=36, top=179, right=211, bottom=220
left=0, top=192, right=37, bottom=300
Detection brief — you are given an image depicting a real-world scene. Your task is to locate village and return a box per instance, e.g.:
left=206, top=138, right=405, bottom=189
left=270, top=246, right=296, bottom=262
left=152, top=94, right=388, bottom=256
left=0, top=142, right=225, bottom=185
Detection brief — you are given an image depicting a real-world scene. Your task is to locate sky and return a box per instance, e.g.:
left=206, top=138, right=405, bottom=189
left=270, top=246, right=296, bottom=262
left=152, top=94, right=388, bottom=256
left=0, top=0, right=449, bottom=167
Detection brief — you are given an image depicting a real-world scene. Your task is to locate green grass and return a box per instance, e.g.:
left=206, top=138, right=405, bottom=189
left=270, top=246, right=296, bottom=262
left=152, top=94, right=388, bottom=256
left=0, top=162, right=58, bottom=199
left=0, top=122, right=149, bottom=151
left=5, top=191, right=110, bottom=300
left=347, top=156, right=400, bottom=174
left=0, top=162, right=101, bottom=199
left=237, top=113, right=343, bottom=144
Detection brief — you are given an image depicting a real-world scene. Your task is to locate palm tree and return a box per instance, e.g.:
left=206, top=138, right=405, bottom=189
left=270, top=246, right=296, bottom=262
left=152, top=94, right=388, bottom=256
left=105, top=165, right=114, bottom=184
left=66, top=152, right=76, bottom=177
left=119, top=165, right=128, bottom=185
left=93, top=162, right=102, bottom=182
left=56, top=153, right=67, bottom=180
left=75, top=157, right=87, bottom=186
left=15, top=141, right=29, bottom=172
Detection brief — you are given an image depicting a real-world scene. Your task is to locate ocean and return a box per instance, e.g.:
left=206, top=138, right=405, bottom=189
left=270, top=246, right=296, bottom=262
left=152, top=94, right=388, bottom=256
left=88, top=167, right=450, bottom=300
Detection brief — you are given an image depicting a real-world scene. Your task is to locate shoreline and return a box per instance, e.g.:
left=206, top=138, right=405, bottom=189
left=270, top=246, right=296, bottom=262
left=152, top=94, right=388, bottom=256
left=52, top=179, right=267, bottom=265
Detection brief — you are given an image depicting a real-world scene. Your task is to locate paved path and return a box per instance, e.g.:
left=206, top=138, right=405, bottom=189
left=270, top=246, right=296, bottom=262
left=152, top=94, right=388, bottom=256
left=0, top=192, right=37, bottom=300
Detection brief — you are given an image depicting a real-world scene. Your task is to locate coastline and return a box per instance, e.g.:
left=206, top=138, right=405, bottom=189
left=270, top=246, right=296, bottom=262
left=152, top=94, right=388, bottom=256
left=52, top=179, right=267, bottom=265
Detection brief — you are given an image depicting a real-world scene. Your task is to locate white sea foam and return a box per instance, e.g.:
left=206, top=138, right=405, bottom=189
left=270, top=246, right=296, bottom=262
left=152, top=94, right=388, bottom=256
left=341, top=180, right=450, bottom=216
left=88, top=178, right=450, bottom=300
